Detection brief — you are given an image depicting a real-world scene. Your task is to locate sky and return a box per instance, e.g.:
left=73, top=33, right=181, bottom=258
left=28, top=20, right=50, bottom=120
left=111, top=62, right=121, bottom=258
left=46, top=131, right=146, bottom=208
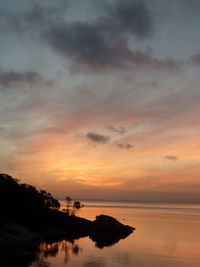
left=0, top=0, right=200, bottom=203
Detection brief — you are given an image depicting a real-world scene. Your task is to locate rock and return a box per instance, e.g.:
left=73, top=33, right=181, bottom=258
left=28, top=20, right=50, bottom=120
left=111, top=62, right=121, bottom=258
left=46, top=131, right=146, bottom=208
left=89, top=215, right=135, bottom=248
left=0, top=214, right=135, bottom=261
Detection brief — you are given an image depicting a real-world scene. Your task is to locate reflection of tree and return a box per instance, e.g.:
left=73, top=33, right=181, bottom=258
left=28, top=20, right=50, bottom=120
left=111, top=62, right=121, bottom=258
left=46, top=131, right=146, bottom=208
left=62, top=240, right=82, bottom=264
left=43, top=242, right=59, bottom=257
left=34, top=240, right=82, bottom=266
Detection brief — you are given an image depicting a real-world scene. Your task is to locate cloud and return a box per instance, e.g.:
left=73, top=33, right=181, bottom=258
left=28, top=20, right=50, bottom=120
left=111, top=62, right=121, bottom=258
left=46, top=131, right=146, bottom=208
left=115, top=142, right=134, bottom=150
left=86, top=132, right=109, bottom=144
left=106, top=0, right=153, bottom=38
left=164, top=155, right=178, bottom=161
left=107, top=125, right=126, bottom=134
left=190, top=53, right=200, bottom=65
left=2, top=1, right=182, bottom=72
left=0, top=70, right=52, bottom=90
left=40, top=11, right=181, bottom=71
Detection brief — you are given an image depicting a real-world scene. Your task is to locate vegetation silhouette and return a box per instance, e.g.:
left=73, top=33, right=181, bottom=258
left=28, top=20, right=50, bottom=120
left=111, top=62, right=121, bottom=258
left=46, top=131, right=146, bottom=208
left=64, top=196, right=84, bottom=216
left=0, top=173, right=134, bottom=266
left=0, top=173, right=87, bottom=231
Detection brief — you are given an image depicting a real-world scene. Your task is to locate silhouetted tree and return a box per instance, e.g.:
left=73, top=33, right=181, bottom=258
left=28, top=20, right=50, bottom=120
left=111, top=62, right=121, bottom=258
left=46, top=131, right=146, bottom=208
left=40, top=190, right=60, bottom=210
left=71, top=201, right=84, bottom=216
left=65, top=196, right=72, bottom=215
left=0, top=173, right=60, bottom=225
left=64, top=196, right=84, bottom=216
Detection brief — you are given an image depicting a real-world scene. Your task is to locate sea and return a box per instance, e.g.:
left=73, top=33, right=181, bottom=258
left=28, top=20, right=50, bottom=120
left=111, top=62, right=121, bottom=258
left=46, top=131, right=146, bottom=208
left=30, top=201, right=200, bottom=267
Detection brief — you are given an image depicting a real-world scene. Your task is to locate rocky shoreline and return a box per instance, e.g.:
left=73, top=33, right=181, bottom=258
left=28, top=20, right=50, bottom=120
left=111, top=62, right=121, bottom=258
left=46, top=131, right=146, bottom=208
left=0, top=214, right=135, bottom=263
left=0, top=174, right=135, bottom=265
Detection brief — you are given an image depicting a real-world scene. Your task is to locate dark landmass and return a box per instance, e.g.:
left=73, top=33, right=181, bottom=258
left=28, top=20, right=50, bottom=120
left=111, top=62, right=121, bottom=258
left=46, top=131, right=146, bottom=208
left=90, top=215, right=134, bottom=248
left=0, top=173, right=135, bottom=264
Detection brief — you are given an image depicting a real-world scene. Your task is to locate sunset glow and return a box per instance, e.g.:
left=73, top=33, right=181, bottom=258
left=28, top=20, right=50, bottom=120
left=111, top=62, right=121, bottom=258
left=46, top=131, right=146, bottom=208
left=0, top=0, right=200, bottom=202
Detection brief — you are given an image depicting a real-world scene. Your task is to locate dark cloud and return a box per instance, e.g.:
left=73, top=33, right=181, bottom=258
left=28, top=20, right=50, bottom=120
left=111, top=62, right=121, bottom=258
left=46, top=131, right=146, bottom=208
left=86, top=132, right=109, bottom=144
left=0, top=70, right=52, bottom=90
left=2, top=1, right=182, bottom=72
left=184, top=0, right=200, bottom=9
left=38, top=24, right=181, bottom=71
left=190, top=53, right=200, bottom=65
left=116, top=142, right=134, bottom=150
left=106, top=0, right=153, bottom=38
left=40, top=3, right=181, bottom=71
left=164, top=155, right=178, bottom=161
left=107, top=125, right=126, bottom=134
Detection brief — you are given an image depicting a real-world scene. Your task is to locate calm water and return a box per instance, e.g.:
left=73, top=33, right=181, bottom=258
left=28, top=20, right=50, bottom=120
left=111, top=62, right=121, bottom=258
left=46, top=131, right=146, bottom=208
left=30, top=201, right=200, bottom=267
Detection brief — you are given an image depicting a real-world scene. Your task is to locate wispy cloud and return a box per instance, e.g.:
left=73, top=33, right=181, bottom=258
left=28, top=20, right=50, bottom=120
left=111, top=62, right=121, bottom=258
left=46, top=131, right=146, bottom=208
left=107, top=125, right=126, bottom=134
left=0, top=70, right=52, bottom=91
left=164, top=155, right=178, bottom=161
left=115, top=142, right=134, bottom=150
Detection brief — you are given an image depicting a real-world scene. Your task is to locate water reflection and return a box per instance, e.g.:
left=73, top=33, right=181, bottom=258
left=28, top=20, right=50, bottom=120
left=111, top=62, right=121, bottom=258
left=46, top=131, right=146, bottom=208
left=3, top=202, right=200, bottom=267
left=30, top=228, right=133, bottom=266
left=90, top=230, right=132, bottom=249
left=0, top=222, right=132, bottom=267
left=32, top=240, right=82, bottom=266
left=0, top=246, right=37, bottom=267
left=83, top=258, right=105, bottom=267
left=32, top=231, right=131, bottom=266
